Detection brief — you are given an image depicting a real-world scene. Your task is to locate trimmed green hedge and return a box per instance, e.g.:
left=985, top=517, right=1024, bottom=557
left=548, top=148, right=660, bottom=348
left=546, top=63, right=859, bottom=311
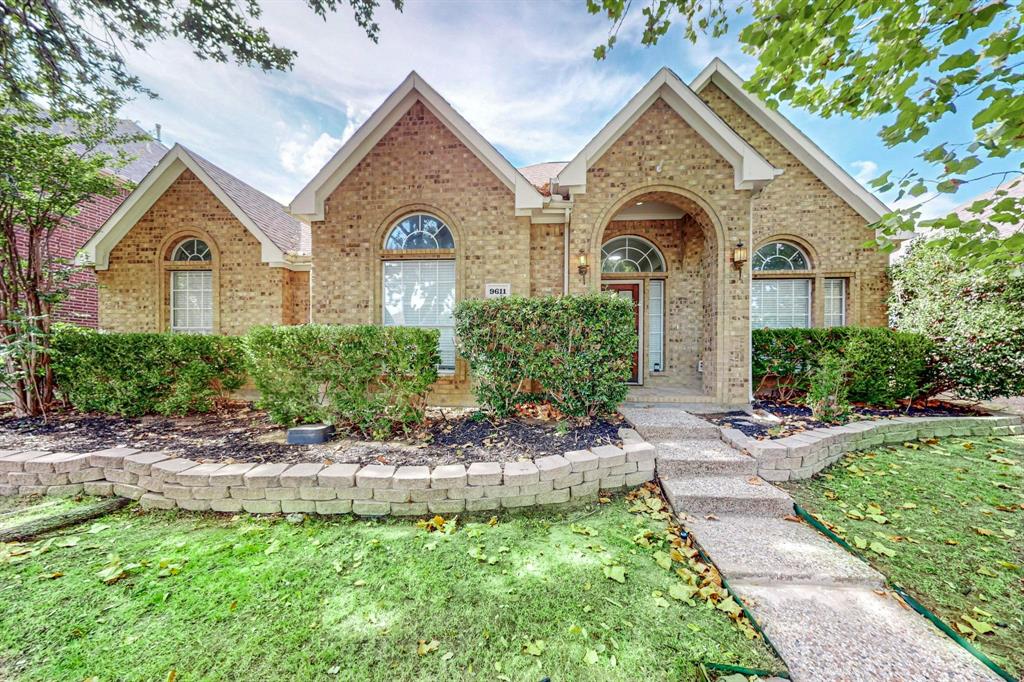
left=52, top=325, right=246, bottom=417
left=242, top=324, right=439, bottom=438
left=752, top=327, right=933, bottom=407
left=454, top=293, right=636, bottom=417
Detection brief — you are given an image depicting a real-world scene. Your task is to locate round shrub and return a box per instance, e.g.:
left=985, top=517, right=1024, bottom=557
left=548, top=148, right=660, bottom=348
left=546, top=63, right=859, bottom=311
left=454, top=293, right=636, bottom=418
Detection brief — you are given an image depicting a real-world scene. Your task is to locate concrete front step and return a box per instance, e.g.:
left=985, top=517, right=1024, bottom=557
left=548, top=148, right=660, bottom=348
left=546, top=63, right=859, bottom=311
left=734, top=584, right=1000, bottom=682
left=619, top=406, right=721, bottom=441
left=686, top=515, right=883, bottom=588
left=662, top=474, right=794, bottom=518
left=656, top=439, right=758, bottom=477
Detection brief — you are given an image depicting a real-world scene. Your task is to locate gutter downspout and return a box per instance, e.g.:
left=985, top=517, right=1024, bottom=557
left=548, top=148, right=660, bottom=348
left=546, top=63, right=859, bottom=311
left=563, top=205, right=572, bottom=295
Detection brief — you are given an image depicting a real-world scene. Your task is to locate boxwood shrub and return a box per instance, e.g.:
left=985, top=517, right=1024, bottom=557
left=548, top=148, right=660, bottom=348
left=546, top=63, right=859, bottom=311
left=242, top=324, right=439, bottom=438
left=454, top=293, right=636, bottom=417
left=752, top=327, right=933, bottom=407
left=51, top=325, right=246, bottom=417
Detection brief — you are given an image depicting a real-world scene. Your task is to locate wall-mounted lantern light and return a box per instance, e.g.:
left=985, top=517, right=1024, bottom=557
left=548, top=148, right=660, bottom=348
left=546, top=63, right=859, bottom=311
left=732, top=241, right=748, bottom=269
left=577, top=251, right=590, bottom=285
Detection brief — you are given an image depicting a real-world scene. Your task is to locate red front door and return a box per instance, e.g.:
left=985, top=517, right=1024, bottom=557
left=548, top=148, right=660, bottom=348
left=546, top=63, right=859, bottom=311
left=602, top=282, right=640, bottom=384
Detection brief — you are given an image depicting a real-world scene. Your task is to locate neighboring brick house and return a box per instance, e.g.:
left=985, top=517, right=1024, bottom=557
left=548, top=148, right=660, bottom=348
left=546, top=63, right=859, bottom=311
left=82, top=60, right=893, bottom=407
left=18, top=121, right=166, bottom=327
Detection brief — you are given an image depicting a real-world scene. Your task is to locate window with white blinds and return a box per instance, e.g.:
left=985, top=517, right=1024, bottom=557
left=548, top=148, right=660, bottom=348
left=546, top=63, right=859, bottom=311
left=824, top=278, right=847, bottom=327
left=170, top=271, right=213, bottom=334
left=751, top=279, right=811, bottom=329
left=648, top=280, right=665, bottom=373
left=383, top=260, right=456, bottom=372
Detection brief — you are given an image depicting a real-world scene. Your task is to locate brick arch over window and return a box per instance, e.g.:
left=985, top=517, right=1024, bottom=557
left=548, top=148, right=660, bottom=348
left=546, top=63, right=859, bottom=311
left=157, top=230, right=221, bottom=334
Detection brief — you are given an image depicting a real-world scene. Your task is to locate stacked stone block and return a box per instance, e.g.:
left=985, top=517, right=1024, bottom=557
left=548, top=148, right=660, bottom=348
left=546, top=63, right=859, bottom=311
left=720, top=415, right=1024, bottom=482
left=0, top=440, right=658, bottom=517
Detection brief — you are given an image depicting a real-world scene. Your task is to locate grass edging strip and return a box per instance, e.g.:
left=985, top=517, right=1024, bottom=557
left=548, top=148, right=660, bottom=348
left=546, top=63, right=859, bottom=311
left=0, top=497, right=131, bottom=543
left=793, top=503, right=1017, bottom=682
left=679, top=527, right=791, bottom=680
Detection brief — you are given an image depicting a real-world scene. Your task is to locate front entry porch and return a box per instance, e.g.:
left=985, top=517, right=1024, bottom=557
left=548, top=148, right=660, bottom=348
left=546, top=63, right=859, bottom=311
left=624, top=385, right=746, bottom=413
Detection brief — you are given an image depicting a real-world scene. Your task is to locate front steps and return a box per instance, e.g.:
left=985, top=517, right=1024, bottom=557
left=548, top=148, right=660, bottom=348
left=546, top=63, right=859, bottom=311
left=620, top=405, right=1001, bottom=681
left=662, top=475, right=794, bottom=517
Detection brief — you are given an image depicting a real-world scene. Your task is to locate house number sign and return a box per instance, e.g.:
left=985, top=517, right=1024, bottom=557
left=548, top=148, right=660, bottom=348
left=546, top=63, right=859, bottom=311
left=485, top=283, right=511, bottom=298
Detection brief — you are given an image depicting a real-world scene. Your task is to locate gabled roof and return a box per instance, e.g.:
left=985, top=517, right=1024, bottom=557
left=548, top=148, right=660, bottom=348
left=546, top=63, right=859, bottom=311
left=691, top=58, right=890, bottom=222
left=290, top=72, right=546, bottom=221
left=81, top=144, right=310, bottom=270
left=556, top=67, right=781, bottom=193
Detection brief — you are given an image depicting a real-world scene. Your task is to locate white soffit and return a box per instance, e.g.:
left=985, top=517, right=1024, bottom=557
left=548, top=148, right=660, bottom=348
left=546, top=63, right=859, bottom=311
left=690, top=58, right=890, bottom=222
left=81, top=144, right=293, bottom=270
left=556, top=67, right=780, bottom=193
left=289, top=72, right=545, bottom=221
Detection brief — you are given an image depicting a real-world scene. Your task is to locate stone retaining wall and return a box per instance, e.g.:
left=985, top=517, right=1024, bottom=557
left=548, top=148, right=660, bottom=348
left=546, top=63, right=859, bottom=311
left=0, top=441, right=657, bottom=516
left=720, top=414, right=1024, bottom=482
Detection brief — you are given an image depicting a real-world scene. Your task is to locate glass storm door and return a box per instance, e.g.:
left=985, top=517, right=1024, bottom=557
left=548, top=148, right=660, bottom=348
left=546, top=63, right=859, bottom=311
left=602, top=282, right=641, bottom=384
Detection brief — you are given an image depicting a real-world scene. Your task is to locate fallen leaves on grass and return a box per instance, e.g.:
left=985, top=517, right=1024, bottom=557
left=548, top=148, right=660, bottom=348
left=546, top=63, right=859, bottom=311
left=624, top=483, right=760, bottom=639
left=417, top=515, right=456, bottom=534
left=416, top=639, right=440, bottom=656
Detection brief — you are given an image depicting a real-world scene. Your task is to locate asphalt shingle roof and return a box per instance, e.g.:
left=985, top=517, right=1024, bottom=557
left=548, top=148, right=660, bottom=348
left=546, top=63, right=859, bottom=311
left=180, top=146, right=309, bottom=257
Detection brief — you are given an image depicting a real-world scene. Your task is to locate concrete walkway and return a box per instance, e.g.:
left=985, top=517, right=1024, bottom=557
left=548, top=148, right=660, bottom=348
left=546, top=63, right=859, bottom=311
left=620, top=405, right=1000, bottom=682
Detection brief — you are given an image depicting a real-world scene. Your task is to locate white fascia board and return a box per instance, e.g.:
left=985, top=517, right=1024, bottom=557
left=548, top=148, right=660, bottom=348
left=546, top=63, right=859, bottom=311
left=691, top=59, right=890, bottom=222
left=289, top=72, right=544, bottom=221
left=83, top=144, right=288, bottom=270
left=555, top=68, right=779, bottom=194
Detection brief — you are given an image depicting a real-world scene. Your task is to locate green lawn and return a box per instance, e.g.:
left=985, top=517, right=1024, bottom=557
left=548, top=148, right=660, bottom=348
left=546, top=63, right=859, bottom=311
left=783, top=435, right=1024, bottom=678
left=0, top=493, right=779, bottom=681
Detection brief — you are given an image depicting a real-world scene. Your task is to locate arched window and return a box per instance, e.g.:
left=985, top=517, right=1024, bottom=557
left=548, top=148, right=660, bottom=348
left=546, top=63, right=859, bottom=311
left=752, top=242, right=809, bottom=271
left=601, top=236, right=666, bottom=273
left=382, top=214, right=456, bottom=372
left=751, top=241, right=812, bottom=329
left=168, top=237, right=213, bottom=334
left=172, top=238, right=212, bottom=262
left=384, top=213, right=455, bottom=250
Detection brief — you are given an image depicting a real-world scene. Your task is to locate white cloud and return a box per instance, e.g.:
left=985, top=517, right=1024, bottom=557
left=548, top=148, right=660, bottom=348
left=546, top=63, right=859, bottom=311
left=892, top=192, right=961, bottom=220
left=851, top=160, right=879, bottom=185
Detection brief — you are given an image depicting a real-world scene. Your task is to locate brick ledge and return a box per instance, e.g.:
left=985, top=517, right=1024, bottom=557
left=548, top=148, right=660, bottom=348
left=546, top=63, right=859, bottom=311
left=0, top=434, right=658, bottom=516
left=719, top=414, right=1024, bottom=481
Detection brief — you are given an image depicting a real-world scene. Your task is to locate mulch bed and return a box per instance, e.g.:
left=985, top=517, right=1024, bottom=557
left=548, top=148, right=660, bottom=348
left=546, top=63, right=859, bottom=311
left=703, top=398, right=986, bottom=440
left=0, top=401, right=623, bottom=467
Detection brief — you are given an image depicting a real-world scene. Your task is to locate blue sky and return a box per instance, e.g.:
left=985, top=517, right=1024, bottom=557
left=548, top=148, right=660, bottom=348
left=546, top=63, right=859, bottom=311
left=120, top=0, right=1013, bottom=214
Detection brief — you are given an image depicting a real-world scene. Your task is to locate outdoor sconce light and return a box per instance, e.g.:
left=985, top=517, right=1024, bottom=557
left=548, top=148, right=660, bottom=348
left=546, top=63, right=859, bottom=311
left=577, top=251, right=590, bottom=285
left=732, top=241, right=748, bottom=269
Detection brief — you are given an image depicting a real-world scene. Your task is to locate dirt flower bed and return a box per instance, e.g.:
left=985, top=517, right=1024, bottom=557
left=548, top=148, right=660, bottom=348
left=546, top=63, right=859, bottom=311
left=0, top=401, right=623, bottom=467
left=704, top=399, right=986, bottom=440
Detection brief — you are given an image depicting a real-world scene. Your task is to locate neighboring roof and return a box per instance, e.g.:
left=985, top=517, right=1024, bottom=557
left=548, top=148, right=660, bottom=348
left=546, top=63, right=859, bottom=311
left=518, top=162, right=568, bottom=195
left=954, top=177, right=1023, bottom=239
left=50, top=118, right=167, bottom=183
left=691, top=58, right=890, bottom=222
left=290, top=72, right=546, bottom=221
left=556, top=67, right=781, bottom=193
left=81, top=144, right=309, bottom=271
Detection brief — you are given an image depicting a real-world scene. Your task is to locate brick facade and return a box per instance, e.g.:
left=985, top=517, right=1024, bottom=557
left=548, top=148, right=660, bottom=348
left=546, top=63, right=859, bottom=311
left=699, top=83, right=890, bottom=326
left=93, top=70, right=890, bottom=408
left=97, top=170, right=308, bottom=333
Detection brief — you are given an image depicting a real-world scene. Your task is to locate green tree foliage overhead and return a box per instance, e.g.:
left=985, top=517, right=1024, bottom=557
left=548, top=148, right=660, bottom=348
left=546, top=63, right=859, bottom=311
left=0, top=0, right=403, bottom=110
left=588, top=0, right=1024, bottom=272
left=890, top=241, right=1024, bottom=401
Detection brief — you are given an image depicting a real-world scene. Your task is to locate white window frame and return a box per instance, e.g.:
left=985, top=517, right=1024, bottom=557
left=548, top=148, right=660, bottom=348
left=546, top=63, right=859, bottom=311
left=751, top=278, right=812, bottom=329
left=647, top=279, right=665, bottom=374
left=824, top=278, right=847, bottom=327
left=382, top=259, right=457, bottom=374
left=169, top=270, right=213, bottom=334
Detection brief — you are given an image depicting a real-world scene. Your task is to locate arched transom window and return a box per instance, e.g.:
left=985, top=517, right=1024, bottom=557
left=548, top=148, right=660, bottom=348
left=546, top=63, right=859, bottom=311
left=172, top=238, right=212, bottom=262
left=385, top=213, right=455, bottom=250
left=601, top=236, right=666, bottom=273
left=168, top=237, right=213, bottom=334
left=752, top=241, right=809, bottom=271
